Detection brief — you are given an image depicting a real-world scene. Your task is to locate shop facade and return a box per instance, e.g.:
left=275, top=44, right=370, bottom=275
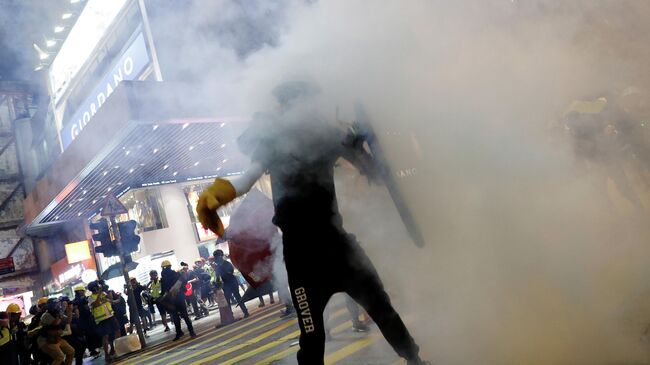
left=19, top=0, right=261, bottom=296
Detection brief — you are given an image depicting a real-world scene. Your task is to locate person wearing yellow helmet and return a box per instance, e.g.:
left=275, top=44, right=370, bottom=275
left=161, top=260, right=196, bottom=340
left=6, top=303, right=21, bottom=316
left=147, top=269, right=170, bottom=332
left=72, top=283, right=103, bottom=359
left=5, top=302, right=29, bottom=365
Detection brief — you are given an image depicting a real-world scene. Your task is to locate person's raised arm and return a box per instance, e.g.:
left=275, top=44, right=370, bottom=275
left=196, top=162, right=264, bottom=236
left=229, top=162, right=265, bottom=197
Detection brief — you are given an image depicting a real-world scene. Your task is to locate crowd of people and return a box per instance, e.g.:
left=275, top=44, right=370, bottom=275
left=0, top=249, right=300, bottom=365
left=0, top=280, right=127, bottom=365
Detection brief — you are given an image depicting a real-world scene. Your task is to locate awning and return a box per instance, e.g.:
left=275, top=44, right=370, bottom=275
left=23, top=81, right=250, bottom=236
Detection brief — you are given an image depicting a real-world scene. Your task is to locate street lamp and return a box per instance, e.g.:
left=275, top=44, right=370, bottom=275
left=54, top=25, right=65, bottom=33
left=61, top=13, right=73, bottom=20
left=46, top=39, right=57, bottom=47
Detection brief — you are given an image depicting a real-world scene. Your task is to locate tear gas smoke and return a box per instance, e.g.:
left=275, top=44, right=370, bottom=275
left=213, top=2, right=650, bottom=363
left=52, top=0, right=650, bottom=363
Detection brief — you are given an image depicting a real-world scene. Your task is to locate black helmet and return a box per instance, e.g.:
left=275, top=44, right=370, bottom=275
left=213, top=249, right=224, bottom=257
left=87, top=281, right=99, bottom=292
left=149, top=269, right=158, bottom=276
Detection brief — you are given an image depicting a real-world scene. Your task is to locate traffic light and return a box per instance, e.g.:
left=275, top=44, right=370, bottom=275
left=118, top=220, right=141, bottom=253
left=90, top=218, right=117, bottom=257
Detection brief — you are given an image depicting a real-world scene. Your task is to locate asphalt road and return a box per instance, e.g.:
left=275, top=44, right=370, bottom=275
left=96, top=297, right=404, bottom=365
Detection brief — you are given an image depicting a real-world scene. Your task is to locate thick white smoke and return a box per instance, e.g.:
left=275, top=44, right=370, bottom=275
left=167, top=1, right=650, bottom=363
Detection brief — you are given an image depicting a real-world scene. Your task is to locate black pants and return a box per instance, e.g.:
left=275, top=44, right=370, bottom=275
left=223, top=282, right=249, bottom=316
left=170, top=297, right=195, bottom=336
left=186, top=293, right=200, bottom=316
left=282, top=224, right=420, bottom=365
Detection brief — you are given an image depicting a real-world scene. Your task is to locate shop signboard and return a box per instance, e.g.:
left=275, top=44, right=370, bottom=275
left=51, top=256, right=97, bottom=287
left=60, top=32, right=151, bottom=151
left=0, top=257, right=15, bottom=275
left=49, top=0, right=129, bottom=104
left=65, top=241, right=92, bottom=264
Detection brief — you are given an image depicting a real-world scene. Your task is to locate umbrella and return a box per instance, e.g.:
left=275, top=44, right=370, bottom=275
left=100, top=260, right=139, bottom=280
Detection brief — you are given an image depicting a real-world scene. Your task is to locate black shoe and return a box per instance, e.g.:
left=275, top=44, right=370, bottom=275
left=173, top=331, right=184, bottom=341
left=194, top=315, right=203, bottom=321
left=243, top=312, right=250, bottom=318
left=164, top=327, right=170, bottom=332
left=280, top=308, right=295, bottom=318
left=190, top=332, right=197, bottom=339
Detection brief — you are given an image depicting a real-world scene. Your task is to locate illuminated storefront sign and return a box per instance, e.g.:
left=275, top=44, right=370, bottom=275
left=65, top=241, right=92, bottom=264
left=60, top=32, right=150, bottom=151
left=49, top=0, right=128, bottom=104
left=51, top=256, right=96, bottom=286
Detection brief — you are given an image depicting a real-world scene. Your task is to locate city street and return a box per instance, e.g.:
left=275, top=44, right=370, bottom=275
left=3, top=1, right=650, bottom=364
left=106, top=301, right=404, bottom=365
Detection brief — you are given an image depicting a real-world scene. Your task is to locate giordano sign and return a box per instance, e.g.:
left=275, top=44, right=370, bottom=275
left=60, top=32, right=151, bottom=151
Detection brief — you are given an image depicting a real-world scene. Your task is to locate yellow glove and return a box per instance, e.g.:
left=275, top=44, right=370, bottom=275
left=197, top=178, right=236, bottom=236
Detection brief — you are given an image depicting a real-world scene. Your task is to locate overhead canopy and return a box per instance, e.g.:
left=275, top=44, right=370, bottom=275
left=23, top=81, right=250, bottom=236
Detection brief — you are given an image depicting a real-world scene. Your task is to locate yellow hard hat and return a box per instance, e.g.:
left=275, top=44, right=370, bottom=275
left=37, top=297, right=48, bottom=306
left=6, top=303, right=21, bottom=314
left=161, top=260, right=172, bottom=268
left=74, top=285, right=86, bottom=292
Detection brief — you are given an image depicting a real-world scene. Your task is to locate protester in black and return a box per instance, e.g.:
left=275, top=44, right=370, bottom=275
left=72, top=285, right=100, bottom=358
left=129, top=278, right=153, bottom=331
left=197, top=81, right=428, bottom=365
left=212, top=250, right=250, bottom=318
left=160, top=261, right=196, bottom=341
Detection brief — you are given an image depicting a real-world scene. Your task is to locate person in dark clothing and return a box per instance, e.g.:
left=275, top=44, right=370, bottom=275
left=147, top=270, right=170, bottom=332
left=196, top=81, right=428, bottom=365
left=129, top=278, right=153, bottom=330
left=212, top=250, right=250, bottom=318
left=193, top=259, right=214, bottom=311
left=0, top=311, right=17, bottom=365
left=6, top=303, right=29, bottom=365
left=180, top=263, right=208, bottom=320
left=160, top=260, right=196, bottom=341
left=72, top=285, right=101, bottom=358
left=60, top=296, right=86, bottom=365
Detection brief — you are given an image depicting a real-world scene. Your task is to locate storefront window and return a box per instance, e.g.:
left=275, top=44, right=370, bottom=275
left=118, top=188, right=168, bottom=232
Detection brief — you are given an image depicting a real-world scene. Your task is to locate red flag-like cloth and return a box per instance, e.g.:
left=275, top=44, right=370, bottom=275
left=225, top=189, right=276, bottom=289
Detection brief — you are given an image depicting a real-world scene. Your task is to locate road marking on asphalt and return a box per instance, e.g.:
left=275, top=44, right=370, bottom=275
left=187, top=319, right=300, bottom=365
left=120, top=305, right=283, bottom=365
left=193, top=308, right=348, bottom=365
left=252, top=319, right=354, bottom=365
left=324, top=333, right=380, bottom=364
left=151, top=316, right=292, bottom=365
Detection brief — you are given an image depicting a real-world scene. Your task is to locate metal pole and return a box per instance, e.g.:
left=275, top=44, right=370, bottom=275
left=137, top=0, right=164, bottom=81
left=109, top=215, right=146, bottom=348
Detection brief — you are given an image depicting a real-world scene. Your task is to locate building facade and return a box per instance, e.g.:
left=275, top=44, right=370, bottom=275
left=0, top=81, right=40, bottom=312
left=18, top=0, right=267, bottom=296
